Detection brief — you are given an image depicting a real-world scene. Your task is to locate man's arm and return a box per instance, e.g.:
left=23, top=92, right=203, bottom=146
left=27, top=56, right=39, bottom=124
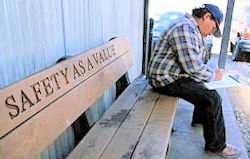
left=170, top=24, right=215, bottom=82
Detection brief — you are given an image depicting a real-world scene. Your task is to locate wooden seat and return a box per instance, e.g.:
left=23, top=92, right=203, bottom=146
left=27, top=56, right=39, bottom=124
left=0, top=36, right=178, bottom=159
left=67, top=78, right=178, bottom=159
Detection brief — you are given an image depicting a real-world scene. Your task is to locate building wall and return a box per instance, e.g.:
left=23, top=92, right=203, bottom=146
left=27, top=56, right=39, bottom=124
left=0, top=0, right=145, bottom=158
left=0, top=0, right=66, bottom=88
left=0, top=0, right=144, bottom=89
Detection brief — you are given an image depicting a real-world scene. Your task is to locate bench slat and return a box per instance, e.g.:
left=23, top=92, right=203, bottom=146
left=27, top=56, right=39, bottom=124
left=67, top=78, right=148, bottom=159
left=99, top=87, right=160, bottom=159
left=68, top=80, right=178, bottom=159
left=0, top=37, right=132, bottom=159
left=132, top=95, right=178, bottom=159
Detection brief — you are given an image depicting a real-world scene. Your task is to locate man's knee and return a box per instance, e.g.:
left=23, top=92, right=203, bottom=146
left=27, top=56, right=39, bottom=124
left=205, top=91, right=222, bottom=109
left=212, top=91, right=222, bottom=105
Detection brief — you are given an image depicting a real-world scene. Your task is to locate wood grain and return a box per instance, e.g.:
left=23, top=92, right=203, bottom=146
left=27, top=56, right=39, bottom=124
left=132, top=95, right=178, bottom=159
left=99, top=87, right=160, bottom=159
left=67, top=78, right=148, bottom=159
left=0, top=36, right=132, bottom=159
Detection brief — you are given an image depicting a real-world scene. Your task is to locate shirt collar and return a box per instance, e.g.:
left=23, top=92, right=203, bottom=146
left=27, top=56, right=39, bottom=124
left=184, top=13, right=199, bottom=29
left=184, top=13, right=205, bottom=42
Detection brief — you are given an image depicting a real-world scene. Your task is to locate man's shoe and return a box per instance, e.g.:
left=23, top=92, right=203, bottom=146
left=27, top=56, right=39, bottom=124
left=217, top=144, right=241, bottom=158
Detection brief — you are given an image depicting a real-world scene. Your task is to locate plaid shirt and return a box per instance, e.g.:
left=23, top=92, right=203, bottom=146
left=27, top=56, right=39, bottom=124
left=148, top=13, right=215, bottom=88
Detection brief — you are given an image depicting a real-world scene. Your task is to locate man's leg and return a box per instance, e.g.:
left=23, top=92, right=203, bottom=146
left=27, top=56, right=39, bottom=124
left=153, top=78, right=226, bottom=152
left=192, top=105, right=203, bottom=126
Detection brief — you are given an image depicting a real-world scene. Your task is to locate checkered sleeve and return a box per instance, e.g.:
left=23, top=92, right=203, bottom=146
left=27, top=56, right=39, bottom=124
left=170, top=24, right=214, bottom=82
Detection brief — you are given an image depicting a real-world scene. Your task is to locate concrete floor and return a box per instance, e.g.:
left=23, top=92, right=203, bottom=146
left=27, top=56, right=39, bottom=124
left=166, top=89, right=249, bottom=159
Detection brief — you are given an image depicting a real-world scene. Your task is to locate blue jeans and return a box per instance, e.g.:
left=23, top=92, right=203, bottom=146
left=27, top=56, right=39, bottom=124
left=152, top=78, right=226, bottom=152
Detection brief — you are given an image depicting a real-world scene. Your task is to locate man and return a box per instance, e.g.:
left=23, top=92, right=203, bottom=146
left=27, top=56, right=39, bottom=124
left=148, top=4, right=241, bottom=157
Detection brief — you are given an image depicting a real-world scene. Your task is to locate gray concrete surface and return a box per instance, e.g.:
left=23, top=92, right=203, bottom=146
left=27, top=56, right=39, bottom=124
left=166, top=89, right=249, bottom=159
left=211, top=53, right=250, bottom=155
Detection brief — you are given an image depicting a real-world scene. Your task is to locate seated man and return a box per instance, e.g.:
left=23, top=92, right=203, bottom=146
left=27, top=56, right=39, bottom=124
left=147, top=4, right=241, bottom=158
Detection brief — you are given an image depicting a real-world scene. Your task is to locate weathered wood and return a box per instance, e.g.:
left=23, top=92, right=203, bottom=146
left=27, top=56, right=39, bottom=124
left=68, top=80, right=178, bottom=159
left=67, top=78, right=148, bottom=159
left=0, top=36, right=132, bottom=159
left=99, top=87, right=160, bottom=159
left=0, top=34, right=178, bottom=159
left=132, top=95, right=178, bottom=159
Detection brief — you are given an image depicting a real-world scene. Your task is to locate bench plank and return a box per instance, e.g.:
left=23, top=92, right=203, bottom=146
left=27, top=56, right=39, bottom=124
left=132, top=95, right=178, bottom=159
left=99, top=87, right=160, bottom=159
left=0, top=37, right=132, bottom=159
left=67, top=78, right=148, bottom=159
left=68, top=79, right=178, bottom=159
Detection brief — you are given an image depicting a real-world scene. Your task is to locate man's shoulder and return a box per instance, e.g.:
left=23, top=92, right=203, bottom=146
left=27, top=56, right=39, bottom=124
left=170, top=15, right=198, bottom=34
left=179, top=15, right=196, bottom=26
left=171, top=20, right=196, bottom=33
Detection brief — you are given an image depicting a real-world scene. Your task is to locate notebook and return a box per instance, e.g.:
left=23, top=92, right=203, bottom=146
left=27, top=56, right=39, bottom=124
left=204, top=74, right=245, bottom=90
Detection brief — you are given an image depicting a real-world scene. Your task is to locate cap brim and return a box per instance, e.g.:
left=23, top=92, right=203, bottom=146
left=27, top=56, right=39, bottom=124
left=212, top=22, right=222, bottom=38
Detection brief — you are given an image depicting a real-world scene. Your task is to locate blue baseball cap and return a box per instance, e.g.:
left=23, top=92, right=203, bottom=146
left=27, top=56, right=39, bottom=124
left=204, top=4, right=223, bottom=38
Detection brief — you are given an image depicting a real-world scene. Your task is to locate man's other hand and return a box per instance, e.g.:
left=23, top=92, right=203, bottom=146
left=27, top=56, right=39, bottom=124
left=214, top=69, right=224, bottom=81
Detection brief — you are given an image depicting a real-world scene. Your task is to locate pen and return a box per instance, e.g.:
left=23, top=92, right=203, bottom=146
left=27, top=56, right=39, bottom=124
left=228, top=74, right=240, bottom=83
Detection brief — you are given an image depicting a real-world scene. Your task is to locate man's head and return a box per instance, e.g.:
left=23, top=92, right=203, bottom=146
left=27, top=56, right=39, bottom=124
left=192, top=4, right=223, bottom=38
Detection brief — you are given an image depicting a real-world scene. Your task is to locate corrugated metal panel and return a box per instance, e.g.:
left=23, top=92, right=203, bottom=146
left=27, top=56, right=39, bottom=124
left=38, top=126, right=75, bottom=159
left=62, top=0, right=103, bottom=56
left=100, top=0, right=115, bottom=41
left=0, top=0, right=66, bottom=88
left=128, top=0, right=144, bottom=81
left=1, top=0, right=145, bottom=158
left=85, top=84, right=116, bottom=127
left=0, top=0, right=144, bottom=92
left=61, top=0, right=144, bottom=81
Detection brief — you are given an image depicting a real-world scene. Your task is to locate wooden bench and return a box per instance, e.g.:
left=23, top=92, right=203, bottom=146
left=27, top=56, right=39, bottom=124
left=0, top=36, right=178, bottom=159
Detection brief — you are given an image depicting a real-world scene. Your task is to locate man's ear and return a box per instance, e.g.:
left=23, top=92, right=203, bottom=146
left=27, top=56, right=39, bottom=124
left=203, top=13, right=211, bottom=21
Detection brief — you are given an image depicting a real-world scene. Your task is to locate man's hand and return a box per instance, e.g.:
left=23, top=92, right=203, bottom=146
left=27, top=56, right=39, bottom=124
left=214, top=69, right=224, bottom=81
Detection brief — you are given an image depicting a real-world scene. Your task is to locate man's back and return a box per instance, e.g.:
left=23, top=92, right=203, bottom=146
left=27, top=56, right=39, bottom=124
left=148, top=13, right=213, bottom=88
